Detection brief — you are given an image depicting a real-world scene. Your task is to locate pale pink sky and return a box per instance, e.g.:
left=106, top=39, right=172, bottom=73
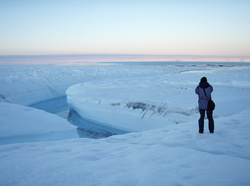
left=1, top=0, right=250, bottom=56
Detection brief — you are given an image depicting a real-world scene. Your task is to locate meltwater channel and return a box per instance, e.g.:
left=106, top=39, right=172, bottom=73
left=29, top=96, right=127, bottom=139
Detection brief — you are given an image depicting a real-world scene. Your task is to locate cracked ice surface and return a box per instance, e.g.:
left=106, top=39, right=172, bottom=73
left=66, top=76, right=198, bottom=132
left=0, top=64, right=165, bottom=105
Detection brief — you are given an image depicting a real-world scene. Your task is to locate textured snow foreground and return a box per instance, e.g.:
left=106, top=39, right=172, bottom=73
left=1, top=110, right=250, bottom=186
left=1, top=62, right=250, bottom=186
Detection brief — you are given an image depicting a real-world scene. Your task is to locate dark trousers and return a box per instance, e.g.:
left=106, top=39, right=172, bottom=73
left=199, top=109, right=214, bottom=133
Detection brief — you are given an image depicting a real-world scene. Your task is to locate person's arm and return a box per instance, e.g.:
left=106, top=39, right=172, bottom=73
left=195, top=86, right=199, bottom=95
left=210, top=85, right=213, bottom=93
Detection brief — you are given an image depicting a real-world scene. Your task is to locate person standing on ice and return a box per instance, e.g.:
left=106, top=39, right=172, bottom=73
left=195, top=77, right=214, bottom=133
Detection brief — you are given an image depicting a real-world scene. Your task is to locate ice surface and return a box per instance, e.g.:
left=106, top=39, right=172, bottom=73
left=0, top=102, right=78, bottom=145
left=0, top=64, right=164, bottom=105
left=66, top=64, right=250, bottom=133
left=1, top=61, right=250, bottom=185
left=0, top=109, right=250, bottom=186
left=66, top=76, right=198, bottom=132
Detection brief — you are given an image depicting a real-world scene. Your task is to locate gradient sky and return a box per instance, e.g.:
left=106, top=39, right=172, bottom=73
left=1, top=0, right=250, bottom=56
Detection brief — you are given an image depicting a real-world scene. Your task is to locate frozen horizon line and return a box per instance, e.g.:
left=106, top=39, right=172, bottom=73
left=0, top=54, right=250, bottom=64
left=1, top=54, right=250, bottom=58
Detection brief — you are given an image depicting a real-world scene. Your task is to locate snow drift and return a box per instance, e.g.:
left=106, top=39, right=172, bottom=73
left=1, top=108, right=250, bottom=186
left=0, top=102, right=77, bottom=145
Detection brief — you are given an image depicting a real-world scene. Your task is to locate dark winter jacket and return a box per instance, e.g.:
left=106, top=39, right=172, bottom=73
left=195, top=82, right=213, bottom=110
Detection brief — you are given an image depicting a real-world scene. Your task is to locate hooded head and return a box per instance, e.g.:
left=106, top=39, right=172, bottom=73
left=200, top=77, right=207, bottom=83
left=199, top=77, right=209, bottom=88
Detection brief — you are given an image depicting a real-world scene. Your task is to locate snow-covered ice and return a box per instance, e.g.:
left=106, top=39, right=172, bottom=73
left=0, top=60, right=250, bottom=185
left=0, top=102, right=77, bottom=145
left=0, top=64, right=160, bottom=105
left=1, top=109, right=250, bottom=186
left=66, top=64, right=250, bottom=133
